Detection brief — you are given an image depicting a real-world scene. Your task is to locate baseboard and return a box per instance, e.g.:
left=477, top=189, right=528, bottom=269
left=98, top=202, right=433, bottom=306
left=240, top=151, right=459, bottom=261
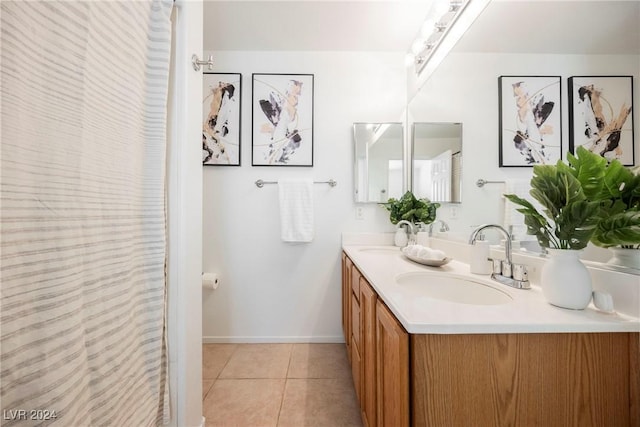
left=202, top=335, right=345, bottom=344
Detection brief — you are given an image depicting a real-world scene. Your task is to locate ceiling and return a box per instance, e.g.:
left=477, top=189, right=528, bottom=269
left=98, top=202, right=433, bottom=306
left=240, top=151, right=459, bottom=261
left=453, top=0, right=640, bottom=55
left=203, top=1, right=432, bottom=52
left=203, top=0, right=640, bottom=55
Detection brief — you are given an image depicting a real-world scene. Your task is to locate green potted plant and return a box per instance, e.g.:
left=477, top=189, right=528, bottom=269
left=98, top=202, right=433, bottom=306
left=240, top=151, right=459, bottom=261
left=558, top=146, right=640, bottom=268
left=504, top=150, right=601, bottom=309
left=381, top=191, right=439, bottom=225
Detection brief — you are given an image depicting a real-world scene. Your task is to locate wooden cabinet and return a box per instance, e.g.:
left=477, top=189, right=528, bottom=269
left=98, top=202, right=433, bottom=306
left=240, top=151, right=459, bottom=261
left=351, top=292, right=362, bottom=400
left=348, top=260, right=363, bottom=400
left=341, top=252, right=639, bottom=427
left=341, top=254, right=372, bottom=424
left=350, top=334, right=362, bottom=404
left=411, top=333, right=640, bottom=427
left=376, top=299, right=409, bottom=427
left=359, top=278, right=378, bottom=427
left=341, top=253, right=352, bottom=360
left=342, top=255, right=410, bottom=426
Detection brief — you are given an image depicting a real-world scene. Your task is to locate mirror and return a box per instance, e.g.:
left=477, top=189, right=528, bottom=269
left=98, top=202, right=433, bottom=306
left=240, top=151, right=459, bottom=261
left=353, top=123, right=404, bottom=203
left=412, top=122, right=462, bottom=203
left=404, top=1, right=639, bottom=272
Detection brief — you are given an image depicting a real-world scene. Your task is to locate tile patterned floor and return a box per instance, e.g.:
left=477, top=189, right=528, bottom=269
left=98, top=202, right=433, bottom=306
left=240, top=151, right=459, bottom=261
left=202, top=343, right=363, bottom=427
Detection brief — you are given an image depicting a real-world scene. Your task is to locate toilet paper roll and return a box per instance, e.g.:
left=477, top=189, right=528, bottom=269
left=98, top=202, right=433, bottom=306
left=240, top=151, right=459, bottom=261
left=202, top=273, right=219, bottom=290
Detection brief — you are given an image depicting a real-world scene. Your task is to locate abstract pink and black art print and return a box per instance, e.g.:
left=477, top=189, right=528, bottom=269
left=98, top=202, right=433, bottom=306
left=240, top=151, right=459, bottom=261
left=203, top=73, right=242, bottom=166
left=568, top=76, right=634, bottom=166
left=252, top=73, right=314, bottom=166
left=498, top=76, right=562, bottom=167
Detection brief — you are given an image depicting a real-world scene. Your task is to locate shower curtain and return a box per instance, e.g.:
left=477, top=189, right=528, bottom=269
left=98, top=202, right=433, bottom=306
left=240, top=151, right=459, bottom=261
left=1, top=1, right=173, bottom=425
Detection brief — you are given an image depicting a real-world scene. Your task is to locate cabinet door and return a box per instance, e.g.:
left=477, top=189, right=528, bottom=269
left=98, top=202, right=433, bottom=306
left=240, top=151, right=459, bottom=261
left=376, top=300, right=409, bottom=427
left=351, top=292, right=362, bottom=403
left=351, top=334, right=362, bottom=404
left=360, top=278, right=377, bottom=427
left=342, top=254, right=352, bottom=360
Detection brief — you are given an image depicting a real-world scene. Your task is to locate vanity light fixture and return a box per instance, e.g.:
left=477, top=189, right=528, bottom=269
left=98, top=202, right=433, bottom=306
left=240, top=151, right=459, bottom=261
left=434, top=22, right=449, bottom=33
left=405, top=0, right=473, bottom=74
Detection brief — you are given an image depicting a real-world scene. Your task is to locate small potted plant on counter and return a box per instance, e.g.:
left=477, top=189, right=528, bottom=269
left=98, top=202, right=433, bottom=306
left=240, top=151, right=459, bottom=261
left=559, top=147, right=640, bottom=269
left=381, top=191, right=440, bottom=246
left=504, top=149, right=601, bottom=310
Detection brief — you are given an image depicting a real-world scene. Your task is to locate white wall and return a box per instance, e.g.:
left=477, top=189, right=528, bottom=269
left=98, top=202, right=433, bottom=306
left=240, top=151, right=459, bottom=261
left=202, top=51, right=405, bottom=342
left=409, top=52, right=640, bottom=239
left=202, top=50, right=639, bottom=341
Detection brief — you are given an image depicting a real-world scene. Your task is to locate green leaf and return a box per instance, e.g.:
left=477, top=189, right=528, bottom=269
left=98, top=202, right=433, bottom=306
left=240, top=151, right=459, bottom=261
left=562, top=146, right=606, bottom=200
left=401, top=208, right=417, bottom=221
left=601, top=159, right=635, bottom=200
left=504, top=194, right=553, bottom=248
left=553, top=200, right=600, bottom=249
left=380, top=191, right=439, bottom=226
left=591, top=211, right=640, bottom=247
left=529, top=166, right=585, bottom=221
left=504, top=166, right=597, bottom=249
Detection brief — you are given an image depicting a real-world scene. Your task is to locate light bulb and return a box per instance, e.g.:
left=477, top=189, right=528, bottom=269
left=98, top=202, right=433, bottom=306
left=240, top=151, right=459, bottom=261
left=404, top=53, right=415, bottom=67
left=411, top=38, right=426, bottom=55
left=432, top=0, right=450, bottom=18
left=420, top=18, right=436, bottom=38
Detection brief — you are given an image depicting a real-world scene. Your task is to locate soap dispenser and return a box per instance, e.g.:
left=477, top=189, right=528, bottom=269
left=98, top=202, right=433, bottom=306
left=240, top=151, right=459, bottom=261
left=415, top=222, right=430, bottom=246
left=469, top=232, right=491, bottom=274
left=394, top=227, right=408, bottom=247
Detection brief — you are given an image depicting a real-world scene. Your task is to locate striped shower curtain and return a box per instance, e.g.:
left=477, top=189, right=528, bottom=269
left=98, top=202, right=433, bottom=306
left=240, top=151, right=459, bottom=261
left=1, top=1, right=173, bottom=425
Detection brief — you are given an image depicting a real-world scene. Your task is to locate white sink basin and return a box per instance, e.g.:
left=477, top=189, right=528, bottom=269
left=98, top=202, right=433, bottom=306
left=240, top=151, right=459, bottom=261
left=359, top=247, right=400, bottom=254
left=395, top=272, right=513, bottom=306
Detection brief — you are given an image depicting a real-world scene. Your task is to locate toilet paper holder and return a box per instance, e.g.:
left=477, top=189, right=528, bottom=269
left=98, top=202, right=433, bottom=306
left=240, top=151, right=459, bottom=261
left=202, top=272, right=219, bottom=290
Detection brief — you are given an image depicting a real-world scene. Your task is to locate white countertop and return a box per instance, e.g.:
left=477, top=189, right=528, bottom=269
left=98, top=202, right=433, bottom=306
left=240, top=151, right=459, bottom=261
left=343, top=244, right=640, bottom=334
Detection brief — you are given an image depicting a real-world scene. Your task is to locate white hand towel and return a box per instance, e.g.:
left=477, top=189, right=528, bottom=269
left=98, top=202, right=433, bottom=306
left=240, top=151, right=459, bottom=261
left=278, top=179, right=314, bottom=242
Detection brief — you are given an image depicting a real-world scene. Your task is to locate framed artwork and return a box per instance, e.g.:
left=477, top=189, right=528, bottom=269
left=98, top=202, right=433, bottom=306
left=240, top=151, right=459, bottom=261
left=498, top=76, right=562, bottom=167
left=202, top=72, right=242, bottom=166
left=568, top=76, right=635, bottom=166
left=252, top=73, right=314, bottom=166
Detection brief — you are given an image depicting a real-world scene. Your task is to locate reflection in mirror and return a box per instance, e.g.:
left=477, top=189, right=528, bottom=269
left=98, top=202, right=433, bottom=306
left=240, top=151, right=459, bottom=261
left=353, top=123, right=404, bottom=203
left=412, top=123, right=462, bottom=203
left=403, top=1, right=638, bottom=275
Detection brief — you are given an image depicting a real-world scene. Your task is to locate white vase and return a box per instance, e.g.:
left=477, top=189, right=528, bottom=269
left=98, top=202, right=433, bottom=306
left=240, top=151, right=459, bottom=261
left=607, top=247, right=640, bottom=270
left=541, top=249, right=592, bottom=310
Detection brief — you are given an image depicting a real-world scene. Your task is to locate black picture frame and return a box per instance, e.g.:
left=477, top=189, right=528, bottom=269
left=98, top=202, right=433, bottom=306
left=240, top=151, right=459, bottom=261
left=202, top=72, right=242, bottom=166
left=568, top=75, right=635, bottom=166
left=498, top=75, right=562, bottom=167
left=252, top=73, right=314, bottom=166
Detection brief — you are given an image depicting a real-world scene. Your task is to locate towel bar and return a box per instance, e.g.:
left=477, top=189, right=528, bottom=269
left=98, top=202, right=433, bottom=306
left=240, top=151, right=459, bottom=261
left=476, top=179, right=506, bottom=188
left=255, top=179, right=337, bottom=188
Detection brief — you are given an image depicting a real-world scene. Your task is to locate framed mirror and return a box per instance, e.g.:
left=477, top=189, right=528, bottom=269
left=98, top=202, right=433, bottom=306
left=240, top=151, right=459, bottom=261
left=412, top=122, right=462, bottom=203
left=353, top=123, right=404, bottom=203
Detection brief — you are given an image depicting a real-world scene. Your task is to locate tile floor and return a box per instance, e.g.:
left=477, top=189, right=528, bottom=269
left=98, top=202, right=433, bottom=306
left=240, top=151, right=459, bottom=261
left=202, top=343, right=363, bottom=427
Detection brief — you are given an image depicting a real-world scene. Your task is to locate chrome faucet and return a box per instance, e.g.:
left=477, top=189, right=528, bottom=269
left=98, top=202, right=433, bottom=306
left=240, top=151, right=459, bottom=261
left=428, top=220, right=450, bottom=236
left=396, top=220, right=416, bottom=244
left=469, top=224, right=530, bottom=290
left=469, top=224, right=512, bottom=264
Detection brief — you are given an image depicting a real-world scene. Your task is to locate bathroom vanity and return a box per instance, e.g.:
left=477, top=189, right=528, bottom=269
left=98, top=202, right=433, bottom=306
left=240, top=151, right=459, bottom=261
left=341, top=242, right=640, bottom=427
